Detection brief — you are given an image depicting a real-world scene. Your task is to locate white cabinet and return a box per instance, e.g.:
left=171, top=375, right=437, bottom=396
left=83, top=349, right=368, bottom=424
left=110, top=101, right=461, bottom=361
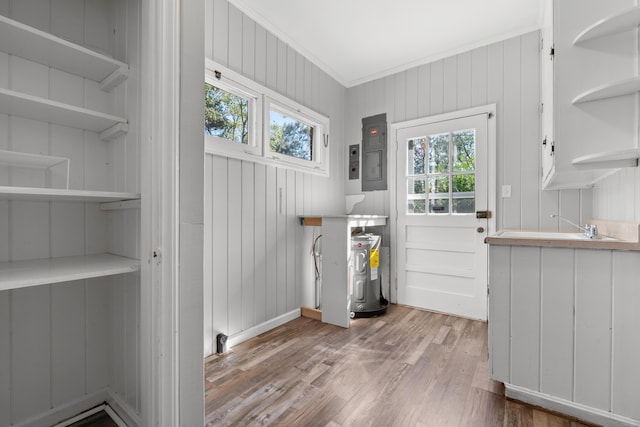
left=0, top=3, right=141, bottom=426
left=489, top=245, right=640, bottom=426
left=541, top=0, right=640, bottom=189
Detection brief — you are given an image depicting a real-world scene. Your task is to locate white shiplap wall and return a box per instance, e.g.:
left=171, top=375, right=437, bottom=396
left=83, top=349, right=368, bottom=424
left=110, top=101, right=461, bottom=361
left=345, top=31, right=593, bottom=241
left=203, top=0, right=346, bottom=356
left=0, top=1, right=141, bottom=426
left=593, top=168, right=640, bottom=222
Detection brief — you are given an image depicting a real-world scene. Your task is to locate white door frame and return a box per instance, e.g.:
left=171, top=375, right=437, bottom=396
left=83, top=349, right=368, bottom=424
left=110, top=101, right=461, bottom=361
left=389, top=104, right=497, bottom=309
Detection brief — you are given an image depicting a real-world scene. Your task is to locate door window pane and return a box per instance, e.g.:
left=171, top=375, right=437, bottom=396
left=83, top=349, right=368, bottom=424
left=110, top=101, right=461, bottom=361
left=204, top=83, right=249, bottom=144
left=429, top=198, right=449, bottom=214
left=407, top=138, right=425, bottom=175
left=452, top=130, right=475, bottom=172
left=428, top=133, right=449, bottom=174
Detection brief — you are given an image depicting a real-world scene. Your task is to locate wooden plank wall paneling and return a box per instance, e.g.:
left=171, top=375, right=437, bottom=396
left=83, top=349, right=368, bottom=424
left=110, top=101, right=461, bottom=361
left=0, top=1, right=141, bottom=425
left=203, top=0, right=346, bottom=357
left=345, top=31, right=593, bottom=246
left=490, top=246, right=640, bottom=420
left=593, top=167, right=640, bottom=222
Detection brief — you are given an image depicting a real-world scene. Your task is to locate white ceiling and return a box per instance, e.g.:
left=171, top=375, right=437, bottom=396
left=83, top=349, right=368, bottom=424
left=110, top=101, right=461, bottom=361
left=229, top=0, right=544, bottom=88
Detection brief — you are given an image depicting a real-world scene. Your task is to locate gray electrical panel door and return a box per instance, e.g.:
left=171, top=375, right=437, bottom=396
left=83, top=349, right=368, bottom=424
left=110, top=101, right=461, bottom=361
left=362, top=113, right=387, bottom=191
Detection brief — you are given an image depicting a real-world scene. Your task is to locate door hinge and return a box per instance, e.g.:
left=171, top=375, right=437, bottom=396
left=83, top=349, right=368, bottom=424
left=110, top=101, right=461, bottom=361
left=549, top=45, right=555, bottom=60
left=551, top=142, right=555, bottom=155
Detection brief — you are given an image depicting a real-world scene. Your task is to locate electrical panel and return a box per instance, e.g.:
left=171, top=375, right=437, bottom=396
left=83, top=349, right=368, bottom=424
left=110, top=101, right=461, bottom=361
left=349, top=144, right=359, bottom=179
left=361, top=113, right=387, bottom=191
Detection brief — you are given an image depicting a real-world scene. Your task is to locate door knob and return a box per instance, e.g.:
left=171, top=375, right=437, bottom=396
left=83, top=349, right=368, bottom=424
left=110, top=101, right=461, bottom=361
left=477, top=227, right=485, bottom=233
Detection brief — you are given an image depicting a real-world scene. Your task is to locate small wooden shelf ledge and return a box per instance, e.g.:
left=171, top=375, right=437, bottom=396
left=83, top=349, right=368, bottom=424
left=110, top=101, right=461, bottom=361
left=572, top=76, right=640, bottom=104
left=0, top=253, right=140, bottom=291
left=572, top=148, right=640, bottom=169
left=0, top=186, right=140, bottom=202
left=0, top=15, right=128, bottom=90
left=573, top=5, right=640, bottom=45
left=0, top=88, right=128, bottom=136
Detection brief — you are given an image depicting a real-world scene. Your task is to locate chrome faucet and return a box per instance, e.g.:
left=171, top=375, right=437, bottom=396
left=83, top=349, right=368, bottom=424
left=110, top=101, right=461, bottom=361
left=550, top=214, right=598, bottom=239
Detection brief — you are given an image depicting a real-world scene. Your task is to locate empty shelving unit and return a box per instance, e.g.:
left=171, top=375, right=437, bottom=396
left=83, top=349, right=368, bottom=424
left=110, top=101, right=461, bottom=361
left=0, top=2, right=142, bottom=426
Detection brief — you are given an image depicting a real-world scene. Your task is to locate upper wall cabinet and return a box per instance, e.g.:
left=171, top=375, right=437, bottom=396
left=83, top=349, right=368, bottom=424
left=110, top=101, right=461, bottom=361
left=541, top=0, right=640, bottom=190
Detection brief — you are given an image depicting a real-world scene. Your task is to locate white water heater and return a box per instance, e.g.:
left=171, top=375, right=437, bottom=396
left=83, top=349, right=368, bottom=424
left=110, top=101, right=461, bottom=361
left=349, top=234, right=388, bottom=318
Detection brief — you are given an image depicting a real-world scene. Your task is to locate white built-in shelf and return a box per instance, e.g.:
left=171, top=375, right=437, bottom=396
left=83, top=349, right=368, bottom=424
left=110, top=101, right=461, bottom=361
left=0, top=253, right=140, bottom=291
left=572, top=76, right=640, bottom=104
left=572, top=148, right=640, bottom=169
left=573, top=6, right=640, bottom=45
left=0, top=88, right=128, bottom=139
left=0, top=15, right=128, bottom=91
left=0, top=149, right=70, bottom=188
left=0, top=186, right=140, bottom=202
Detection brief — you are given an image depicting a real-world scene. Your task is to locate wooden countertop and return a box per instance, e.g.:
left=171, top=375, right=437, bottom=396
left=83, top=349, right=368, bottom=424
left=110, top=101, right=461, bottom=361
left=485, top=220, right=640, bottom=251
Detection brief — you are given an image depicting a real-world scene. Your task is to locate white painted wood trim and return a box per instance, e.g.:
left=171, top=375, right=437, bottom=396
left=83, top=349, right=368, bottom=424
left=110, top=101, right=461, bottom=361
left=139, top=0, right=181, bottom=425
left=505, top=384, right=640, bottom=427
left=106, top=389, right=142, bottom=427
left=11, top=389, right=109, bottom=427
left=228, top=309, right=301, bottom=348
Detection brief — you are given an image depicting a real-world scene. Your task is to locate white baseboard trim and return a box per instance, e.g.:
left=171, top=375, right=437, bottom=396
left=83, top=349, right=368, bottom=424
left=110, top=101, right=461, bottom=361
left=228, top=308, right=301, bottom=349
left=14, top=389, right=108, bottom=427
left=12, top=388, right=141, bottom=427
left=106, top=389, right=141, bottom=427
left=505, top=384, right=640, bottom=427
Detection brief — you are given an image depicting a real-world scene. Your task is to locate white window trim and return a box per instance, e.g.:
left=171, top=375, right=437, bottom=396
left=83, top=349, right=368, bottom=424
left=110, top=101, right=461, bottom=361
left=204, top=59, right=330, bottom=176
left=204, top=67, right=262, bottom=158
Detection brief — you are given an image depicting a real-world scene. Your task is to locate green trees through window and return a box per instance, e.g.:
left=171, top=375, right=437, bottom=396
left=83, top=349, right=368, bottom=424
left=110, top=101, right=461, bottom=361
left=205, top=83, right=249, bottom=144
left=407, top=129, right=476, bottom=215
left=269, top=111, right=313, bottom=161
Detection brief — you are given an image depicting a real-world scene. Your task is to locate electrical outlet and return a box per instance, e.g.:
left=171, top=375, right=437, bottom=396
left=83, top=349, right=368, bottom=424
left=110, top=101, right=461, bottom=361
left=501, top=185, right=512, bottom=198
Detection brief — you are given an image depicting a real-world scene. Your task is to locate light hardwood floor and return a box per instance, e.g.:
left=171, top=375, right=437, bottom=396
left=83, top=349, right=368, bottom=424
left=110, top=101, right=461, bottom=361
left=204, top=304, right=596, bottom=427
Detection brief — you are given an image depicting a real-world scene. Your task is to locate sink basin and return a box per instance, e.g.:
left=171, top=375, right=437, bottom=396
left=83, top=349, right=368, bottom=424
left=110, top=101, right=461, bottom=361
left=495, top=231, right=619, bottom=241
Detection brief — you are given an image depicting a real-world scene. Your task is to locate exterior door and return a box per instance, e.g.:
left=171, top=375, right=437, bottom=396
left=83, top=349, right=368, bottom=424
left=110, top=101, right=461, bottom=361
left=394, top=109, right=492, bottom=320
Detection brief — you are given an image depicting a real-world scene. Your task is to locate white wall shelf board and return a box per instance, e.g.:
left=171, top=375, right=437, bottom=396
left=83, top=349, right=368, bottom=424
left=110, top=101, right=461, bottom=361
left=0, top=253, right=140, bottom=291
left=572, top=148, right=640, bottom=169
left=0, top=149, right=70, bottom=188
left=0, top=88, right=128, bottom=135
left=0, top=186, right=140, bottom=202
left=0, top=15, right=128, bottom=89
left=573, top=6, right=640, bottom=45
left=572, top=76, right=640, bottom=104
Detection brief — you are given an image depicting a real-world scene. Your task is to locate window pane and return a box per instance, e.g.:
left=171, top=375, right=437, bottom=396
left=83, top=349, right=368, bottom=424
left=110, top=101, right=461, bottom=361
left=452, top=174, right=475, bottom=193
left=453, top=129, right=475, bottom=172
left=429, top=198, right=449, bottom=214
left=428, top=133, right=449, bottom=174
left=453, top=198, right=475, bottom=214
left=204, top=83, right=249, bottom=144
left=407, top=138, right=425, bottom=175
left=428, top=176, right=449, bottom=194
left=408, top=177, right=426, bottom=195
left=408, top=199, right=426, bottom=214
left=270, top=111, right=313, bottom=160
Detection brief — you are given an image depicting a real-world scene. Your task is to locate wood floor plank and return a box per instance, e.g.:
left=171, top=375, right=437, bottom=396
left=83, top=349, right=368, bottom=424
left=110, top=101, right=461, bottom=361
left=204, top=304, right=601, bottom=427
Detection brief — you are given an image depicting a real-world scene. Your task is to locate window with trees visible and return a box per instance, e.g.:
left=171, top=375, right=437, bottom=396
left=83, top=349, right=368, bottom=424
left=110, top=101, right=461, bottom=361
left=205, top=83, right=249, bottom=144
left=407, top=129, right=475, bottom=215
left=204, top=60, right=329, bottom=176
